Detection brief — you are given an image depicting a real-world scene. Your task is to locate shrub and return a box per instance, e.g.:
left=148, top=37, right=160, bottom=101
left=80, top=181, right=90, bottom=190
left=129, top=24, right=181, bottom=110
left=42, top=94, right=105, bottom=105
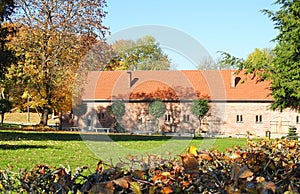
left=1, top=138, right=300, bottom=193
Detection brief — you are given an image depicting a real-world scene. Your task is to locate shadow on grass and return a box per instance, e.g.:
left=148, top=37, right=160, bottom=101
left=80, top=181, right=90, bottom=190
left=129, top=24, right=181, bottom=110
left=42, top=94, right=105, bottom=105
left=0, top=130, right=203, bottom=142
left=0, top=144, right=50, bottom=150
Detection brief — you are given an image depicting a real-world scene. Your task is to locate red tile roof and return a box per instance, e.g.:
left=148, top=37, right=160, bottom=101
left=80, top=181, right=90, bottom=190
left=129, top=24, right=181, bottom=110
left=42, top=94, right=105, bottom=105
left=82, top=70, right=272, bottom=101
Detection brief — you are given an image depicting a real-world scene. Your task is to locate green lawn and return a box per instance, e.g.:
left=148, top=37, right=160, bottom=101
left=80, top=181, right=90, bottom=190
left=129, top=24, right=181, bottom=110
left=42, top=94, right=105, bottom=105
left=0, top=130, right=247, bottom=171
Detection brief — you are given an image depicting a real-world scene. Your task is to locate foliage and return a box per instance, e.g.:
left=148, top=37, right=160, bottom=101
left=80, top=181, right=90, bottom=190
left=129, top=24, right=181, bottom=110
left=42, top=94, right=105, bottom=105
left=109, top=101, right=126, bottom=131
left=261, top=0, right=300, bottom=111
left=149, top=100, right=166, bottom=119
left=0, top=0, right=16, bottom=82
left=1, top=138, right=300, bottom=193
left=5, top=0, right=109, bottom=125
left=219, top=48, right=274, bottom=82
left=191, top=99, right=209, bottom=119
left=197, top=56, right=233, bottom=70
left=149, top=100, right=166, bottom=132
left=109, top=36, right=171, bottom=70
left=190, top=99, right=209, bottom=133
left=0, top=98, right=12, bottom=124
left=0, top=0, right=15, bottom=24
left=220, top=0, right=300, bottom=111
left=0, top=99, right=11, bottom=113
left=285, top=125, right=298, bottom=140
left=110, top=101, right=126, bottom=119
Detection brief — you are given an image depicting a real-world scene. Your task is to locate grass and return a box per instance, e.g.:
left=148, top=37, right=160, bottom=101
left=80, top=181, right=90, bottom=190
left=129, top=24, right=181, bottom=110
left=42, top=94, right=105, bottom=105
left=0, top=129, right=247, bottom=171
left=3, top=112, right=58, bottom=125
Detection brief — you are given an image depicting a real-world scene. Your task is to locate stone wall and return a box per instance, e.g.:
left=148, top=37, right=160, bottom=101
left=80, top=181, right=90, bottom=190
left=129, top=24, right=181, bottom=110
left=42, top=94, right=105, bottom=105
left=83, top=101, right=300, bottom=137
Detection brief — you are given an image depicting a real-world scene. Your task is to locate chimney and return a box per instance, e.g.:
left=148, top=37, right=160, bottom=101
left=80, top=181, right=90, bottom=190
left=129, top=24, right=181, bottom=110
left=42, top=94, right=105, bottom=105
left=127, top=71, right=132, bottom=88
left=231, top=71, right=236, bottom=88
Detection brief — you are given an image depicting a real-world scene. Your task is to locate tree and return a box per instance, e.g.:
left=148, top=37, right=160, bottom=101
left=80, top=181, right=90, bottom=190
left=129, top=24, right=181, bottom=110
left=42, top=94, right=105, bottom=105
left=219, top=48, right=274, bottom=82
left=109, top=36, right=170, bottom=70
left=6, top=0, right=108, bottom=125
left=191, top=99, right=209, bottom=134
left=197, top=56, right=232, bottom=70
left=220, top=0, right=300, bottom=111
left=0, top=98, right=12, bottom=125
left=0, top=0, right=15, bottom=23
left=110, top=101, right=125, bottom=119
left=0, top=0, right=16, bottom=82
left=0, top=86, right=12, bottom=125
left=109, top=101, right=126, bottom=132
left=261, top=0, right=300, bottom=111
left=149, top=99, right=166, bottom=132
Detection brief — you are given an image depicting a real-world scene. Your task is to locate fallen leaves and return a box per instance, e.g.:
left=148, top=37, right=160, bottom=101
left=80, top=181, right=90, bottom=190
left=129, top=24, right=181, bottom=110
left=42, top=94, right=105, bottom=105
left=1, top=138, right=300, bottom=193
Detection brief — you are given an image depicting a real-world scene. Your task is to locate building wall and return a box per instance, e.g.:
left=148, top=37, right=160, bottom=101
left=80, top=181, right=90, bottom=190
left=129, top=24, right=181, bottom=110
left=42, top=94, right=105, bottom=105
left=219, top=102, right=300, bottom=137
left=83, top=101, right=300, bottom=137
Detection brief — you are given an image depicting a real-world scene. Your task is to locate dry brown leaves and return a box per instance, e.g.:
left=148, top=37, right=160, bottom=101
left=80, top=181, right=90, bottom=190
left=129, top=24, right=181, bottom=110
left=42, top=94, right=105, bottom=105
left=1, top=138, right=300, bottom=193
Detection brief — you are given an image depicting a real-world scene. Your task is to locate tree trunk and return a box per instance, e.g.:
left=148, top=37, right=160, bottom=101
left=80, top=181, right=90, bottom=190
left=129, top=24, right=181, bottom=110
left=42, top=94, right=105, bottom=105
left=197, top=117, right=202, bottom=135
left=1, top=113, right=4, bottom=126
left=59, top=111, right=63, bottom=130
left=40, top=107, right=49, bottom=126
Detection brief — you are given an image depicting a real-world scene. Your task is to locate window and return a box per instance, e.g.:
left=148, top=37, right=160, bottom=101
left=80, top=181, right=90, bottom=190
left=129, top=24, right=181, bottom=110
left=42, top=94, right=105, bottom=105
left=297, top=116, right=299, bottom=124
left=98, top=112, right=105, bottom=121
left=256, top=115, right=263, bottom=123
left=165, top=114, right=171, bottom=122
left=183, top=114, right=190, bottom=122
left=236, top=115, right=243, bottom=123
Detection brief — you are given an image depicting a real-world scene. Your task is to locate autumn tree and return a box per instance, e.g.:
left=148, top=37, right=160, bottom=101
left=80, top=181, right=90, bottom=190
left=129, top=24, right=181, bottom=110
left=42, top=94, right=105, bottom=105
left=191, top=99, right=209, bottom=134
left=0, top=1, right=16, bottom=124
left=109, top=36, right=170, bottom=70
left=220, top=0, right=300, bottom=111
left=6, top=0, right=109, bottom=125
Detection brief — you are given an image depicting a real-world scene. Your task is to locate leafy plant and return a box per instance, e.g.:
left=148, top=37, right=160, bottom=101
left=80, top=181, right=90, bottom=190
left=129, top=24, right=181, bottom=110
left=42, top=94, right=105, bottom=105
left=220, top=0, right=300, bottom=111
left=190, top=99, right=209, bottom=134
left=0, top=98, right=12, bottom=125
left=149, top=99, right=166, bottom=132
left=1, top=137, right=300, bottom=193
left=286, top=125, right=298, bottom=140
left=109, top=101, right=126, bottom=132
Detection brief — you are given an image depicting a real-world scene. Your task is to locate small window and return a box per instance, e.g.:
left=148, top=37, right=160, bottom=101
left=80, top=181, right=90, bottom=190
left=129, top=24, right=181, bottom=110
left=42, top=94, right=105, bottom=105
left=297, top=116, right=299, bottom=124
left=98, top=112, right=105, bottom=121
left=165, top=114, right=171, bottom=122
left=236, top=115, right=243, bottom=123
left=183, top=114, right=190, bottom=122
left=256, top=115, right=263, bottom=123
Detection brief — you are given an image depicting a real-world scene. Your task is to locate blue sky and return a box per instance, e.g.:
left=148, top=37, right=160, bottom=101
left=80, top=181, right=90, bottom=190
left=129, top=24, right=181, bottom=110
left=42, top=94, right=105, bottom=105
left=104, top=0, right=278, bottom=69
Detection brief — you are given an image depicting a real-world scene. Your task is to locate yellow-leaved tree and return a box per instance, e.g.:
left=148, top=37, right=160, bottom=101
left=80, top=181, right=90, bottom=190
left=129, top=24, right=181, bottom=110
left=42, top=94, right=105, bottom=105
left=6, top=0, right=109, bottom=126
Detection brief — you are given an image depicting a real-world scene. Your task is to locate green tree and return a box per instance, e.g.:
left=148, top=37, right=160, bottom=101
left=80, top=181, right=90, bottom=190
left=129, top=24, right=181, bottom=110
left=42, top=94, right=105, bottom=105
left=220, top=0, right=300, bottom=111
left=110, top=36, right=170, bottom=70
left=191, top=99, right=209, bottom=134
left=109, top=101, right=126, bottom=132
left=6, top=0, right=108, bottom=125
left=110, top=101, right=125, bottom=119
left=261, top=0, right=300, bottom=111
left=149, top=99, right=166, bottom=132
left=220, top=48, right=274, bottom=82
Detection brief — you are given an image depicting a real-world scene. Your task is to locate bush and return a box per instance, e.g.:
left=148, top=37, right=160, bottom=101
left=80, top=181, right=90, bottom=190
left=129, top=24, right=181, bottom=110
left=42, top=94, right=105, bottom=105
left=1, top=138, right=300, bottom=193
left=286, top=125, right=298, bottom=140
